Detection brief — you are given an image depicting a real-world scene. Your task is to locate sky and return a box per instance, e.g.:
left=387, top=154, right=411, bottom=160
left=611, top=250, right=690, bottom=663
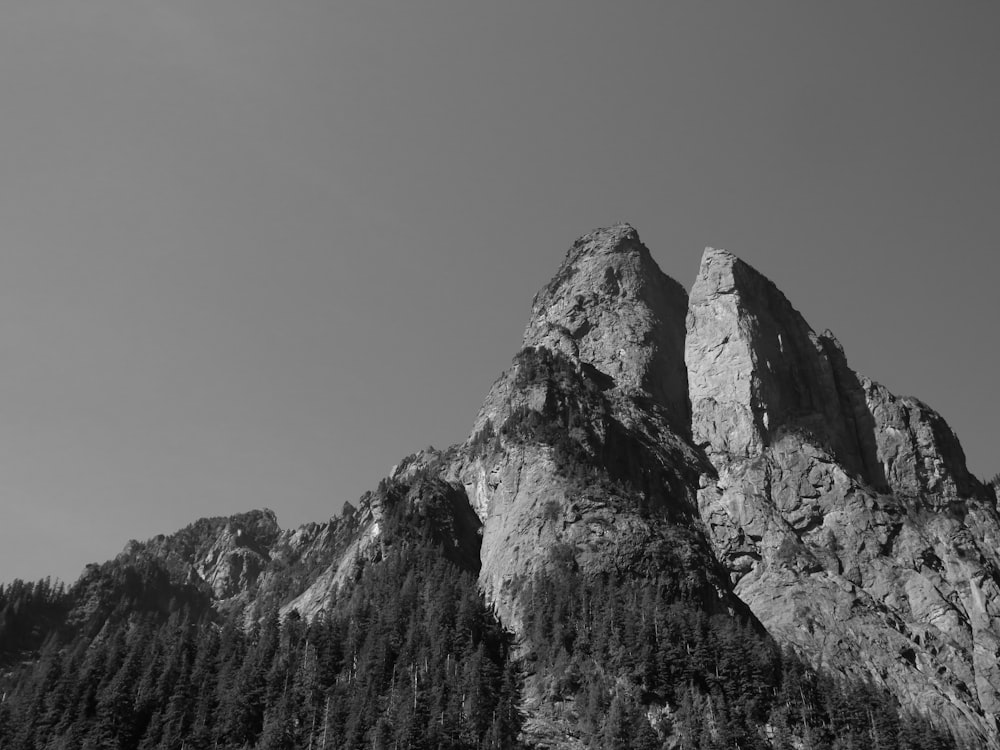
left=0, top=1, right=997, bottom=584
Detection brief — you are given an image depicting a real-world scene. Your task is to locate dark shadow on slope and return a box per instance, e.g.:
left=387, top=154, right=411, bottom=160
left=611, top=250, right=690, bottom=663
left=819, top=334, right=890, bottom=492
left=375, top=471, right=483, bottom=576
left=504, top=346, right=705, bottom=523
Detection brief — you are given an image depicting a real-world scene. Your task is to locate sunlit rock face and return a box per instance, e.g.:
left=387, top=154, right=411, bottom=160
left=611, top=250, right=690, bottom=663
left=686, top=247, right=1000, bottom=746
left=117, top=509, right=281, bottom=602
left=280, top=450, right=482, bottom=621
left=452, top=225, right=729, bottom=631
left=521, top=223, right=692, bottom=431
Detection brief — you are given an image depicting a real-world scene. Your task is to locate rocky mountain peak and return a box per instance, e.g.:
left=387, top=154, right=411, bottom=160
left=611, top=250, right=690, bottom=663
left=686, top=242, right=1000, bottom=744
left=521, top=223, right=690, bottom=427
left=687, top=245, right=865, bottom=468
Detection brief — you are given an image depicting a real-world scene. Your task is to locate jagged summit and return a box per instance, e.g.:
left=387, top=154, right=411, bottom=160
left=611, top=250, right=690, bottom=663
left=560, top=222, right=643, bottom=260
left=688, top=242, right=980, bottom=498
left=689, top=242, right=867, bottom=465
left=522, top=222, right=690, bottom=428
left=686, top=236, right=1000, bottom=744
left=698, top=244, right=738, bottom=266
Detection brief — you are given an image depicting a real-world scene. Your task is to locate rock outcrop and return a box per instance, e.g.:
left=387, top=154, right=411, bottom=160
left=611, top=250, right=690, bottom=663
left=521, top=223, right=691, bottom=429
left=117, top=509, right=281, bottom=602
left=110, top=449, right=483, bottom=623
left=686, top=247, right=1000, bottom=745
left=282, top=449, right=481, bottom=620
left=451, top=225, right=729, bottom=632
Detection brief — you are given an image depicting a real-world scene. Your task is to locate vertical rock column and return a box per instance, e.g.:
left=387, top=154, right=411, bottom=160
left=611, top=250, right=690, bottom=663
left=685, top=245, right=1000, bottom=746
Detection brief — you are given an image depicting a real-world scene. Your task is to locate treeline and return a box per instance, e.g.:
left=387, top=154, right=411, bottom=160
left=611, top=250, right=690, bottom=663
left=518, top=564, right=965, bottom=750
left=0, top=578, right=70, bottom=664
left=0, top=547, right=522, bottom=750
left=0, top=551, right=975, bottom=749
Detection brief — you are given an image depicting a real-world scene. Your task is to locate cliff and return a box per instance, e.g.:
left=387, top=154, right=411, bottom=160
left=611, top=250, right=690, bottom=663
left=687, top=247, right=1000, bottom=743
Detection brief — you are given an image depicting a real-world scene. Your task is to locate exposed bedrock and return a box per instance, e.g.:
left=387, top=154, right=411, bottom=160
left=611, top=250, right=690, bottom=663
left=453, top=225, right=729, bottom=630
left=686, top=247, right=1000, bottom=746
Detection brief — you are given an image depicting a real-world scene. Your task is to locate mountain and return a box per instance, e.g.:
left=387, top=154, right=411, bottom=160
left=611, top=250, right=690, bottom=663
left=687, top=246, right=1000, bottom=741
left=1, top=224, right=997, bottom=749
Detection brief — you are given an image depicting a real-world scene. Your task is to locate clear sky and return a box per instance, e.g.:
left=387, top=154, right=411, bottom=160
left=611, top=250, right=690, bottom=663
left=1, top=1, right=997, bottom=584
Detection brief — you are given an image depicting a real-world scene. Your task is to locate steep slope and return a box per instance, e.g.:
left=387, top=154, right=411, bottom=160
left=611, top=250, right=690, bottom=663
left=99, top=449, right=482, bottom=625
left=687, top=247, right=1000, bottom=746
left=117, top=509, right=280, bottom=601
left=436, top=225, right=776, bottom=746
left=0, top=511, right=519, bottom=750
left=448, top=225, right=729, bottom=631
left=519, top=223, right=691, bottom=429
left=280, top=448, right=482, bottom=620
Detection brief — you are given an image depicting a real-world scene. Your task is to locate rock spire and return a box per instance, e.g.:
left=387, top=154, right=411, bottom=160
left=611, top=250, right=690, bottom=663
left=686, top=245, right=1000, bottom=745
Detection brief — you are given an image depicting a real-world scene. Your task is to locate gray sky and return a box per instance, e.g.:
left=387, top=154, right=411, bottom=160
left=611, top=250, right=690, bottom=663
left=1, top=1, right=997, bottom=584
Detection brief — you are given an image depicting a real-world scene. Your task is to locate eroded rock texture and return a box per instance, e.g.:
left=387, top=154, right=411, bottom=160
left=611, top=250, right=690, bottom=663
left=452, top=225, right=727, bottom=630
left=522, top=223, right=691, bottom=429
left=282, top=450, right=481, bottom=620
left=686, top=247, right=1000, bottom=746
left=117, top=509, right=280, bottom=602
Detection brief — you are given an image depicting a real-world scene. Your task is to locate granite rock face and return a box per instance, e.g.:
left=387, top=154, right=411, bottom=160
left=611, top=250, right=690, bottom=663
left=270, top=502, right=384, bottom=621
left=452, top=351, right=717, bottom=630
left=686, top=247, right=1000, bottom=745
left=446, top=230, right=1000, bottom=744
left=452, top=225, right=727, bottom=630
left=117, top=509, right=281, bottom=602
left=522, top=223, right=691, bottom=430
left=111, top=451, right=482, bottom=624
left=282, top=449, right=481, bottom=620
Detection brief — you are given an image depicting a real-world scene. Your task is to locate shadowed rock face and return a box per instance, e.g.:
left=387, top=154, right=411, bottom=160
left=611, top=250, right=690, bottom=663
left=686, top=247, right=1000, bottom=746
left=523, top=223, right=691, bottom=431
